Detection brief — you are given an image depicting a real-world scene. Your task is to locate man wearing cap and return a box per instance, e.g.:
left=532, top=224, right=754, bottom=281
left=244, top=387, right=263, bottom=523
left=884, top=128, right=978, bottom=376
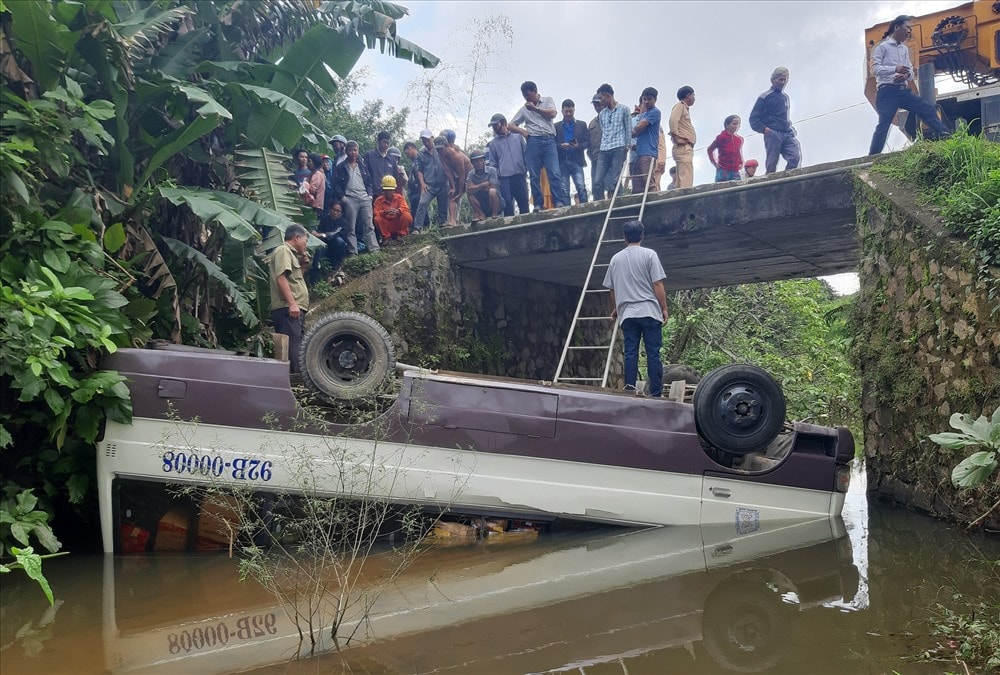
left=440, top=130, right=473, bottom=226
left=508, top=81, right=568, bottom=210
left=414, top=130, right=451, bottom=230
left=328, top=135, right=348, bottom=166
left=668, top=86, right=697, bottom=189
left=373, top=175, right=412, bottom=241
left=587, top=94, right=604, bottom=194
left=749, top=67, right=801, bottom=174
left=332, top=140, right=380, bottom=255
left=486, top=114, right=530, bottom=217
left=743, top=159, right=760, bottom=179
left=466, top=148, right=503, bottom=220
left=386, top=146, right=408, bottom=194
left=554, top=99, right=590, bottom=204
left=594, top=83, right=632, bottom=201
left=868, top=15, right=950, bottom=155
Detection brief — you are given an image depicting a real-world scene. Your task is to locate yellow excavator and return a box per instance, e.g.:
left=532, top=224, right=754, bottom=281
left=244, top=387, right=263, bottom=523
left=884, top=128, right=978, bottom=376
left=864, top=0, right=999, bottom=141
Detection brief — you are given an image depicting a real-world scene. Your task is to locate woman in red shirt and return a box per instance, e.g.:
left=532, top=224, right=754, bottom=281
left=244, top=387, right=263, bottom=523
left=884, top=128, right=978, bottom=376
left=707, top=115, right=744, bottom=182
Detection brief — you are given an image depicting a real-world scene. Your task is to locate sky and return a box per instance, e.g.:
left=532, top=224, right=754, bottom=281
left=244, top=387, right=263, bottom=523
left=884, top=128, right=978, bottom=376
left=347, top=1, right=970, bottom=294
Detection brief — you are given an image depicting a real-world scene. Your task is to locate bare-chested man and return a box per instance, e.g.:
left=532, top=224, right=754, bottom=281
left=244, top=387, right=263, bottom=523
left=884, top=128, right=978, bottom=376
left=439, top=129, right=473, bottom=226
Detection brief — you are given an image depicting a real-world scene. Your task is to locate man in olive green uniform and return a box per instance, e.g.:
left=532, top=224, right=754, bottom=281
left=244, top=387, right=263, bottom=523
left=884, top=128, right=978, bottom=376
left=269, top=225, right=310, bottom=372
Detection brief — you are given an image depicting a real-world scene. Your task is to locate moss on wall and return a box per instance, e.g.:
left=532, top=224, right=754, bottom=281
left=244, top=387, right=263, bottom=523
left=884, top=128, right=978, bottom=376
left=308, top=243, right=581, bottom=381
left=852, top=171, right=1000, bottom=529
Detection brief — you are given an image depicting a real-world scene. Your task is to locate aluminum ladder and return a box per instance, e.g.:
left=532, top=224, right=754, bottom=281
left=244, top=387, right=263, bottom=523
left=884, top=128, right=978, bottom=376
left=552, top=157, right=657, bottom=387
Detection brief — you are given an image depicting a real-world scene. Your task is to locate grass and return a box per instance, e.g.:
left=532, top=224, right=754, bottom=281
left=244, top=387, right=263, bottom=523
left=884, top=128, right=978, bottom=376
left=870, top=124, right=1000, bottom=293
left=913, top=557, right=1000, bottom=673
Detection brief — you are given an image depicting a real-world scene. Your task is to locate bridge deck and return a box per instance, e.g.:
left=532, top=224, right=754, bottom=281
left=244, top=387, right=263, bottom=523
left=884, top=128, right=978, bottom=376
left=441, top=158, right=867, bottom=291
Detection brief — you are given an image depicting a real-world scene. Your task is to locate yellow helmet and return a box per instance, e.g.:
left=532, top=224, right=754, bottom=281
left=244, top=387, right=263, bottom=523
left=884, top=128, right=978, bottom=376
left=381, top=175, right=397, bottom=190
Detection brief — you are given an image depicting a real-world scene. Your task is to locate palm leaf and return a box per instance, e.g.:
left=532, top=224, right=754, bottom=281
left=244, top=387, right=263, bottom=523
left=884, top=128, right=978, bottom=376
left=6, top=0, right=68, bottom=90
left=236, top=148, right=302, bottom=219
left=124, top=222, right=177, bottom=298
left=161, top=237, right=259, bottom=328
left=270, top=24, right=365, bottom=98
left=159, top=187, right=294, bottom=240
left=147, top=27, right=210, bottom=80
left=114, top=5, right=193, bottom=58
left=135, top=112, right=222, bottom=192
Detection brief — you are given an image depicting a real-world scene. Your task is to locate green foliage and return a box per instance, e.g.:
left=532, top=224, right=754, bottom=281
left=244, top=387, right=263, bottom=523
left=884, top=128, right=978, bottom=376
left=0, top=490, right=60, bottom=557
left=870, top=124, right=1000, bottom=302
left=342, top=251, right=388, bottom=277
left=310, top=69, right=410, bottom=154
left=929, top=407, right=1000, bottom=488
left=0, top=547, right=64, bottom=606
left=0, top=0, right=436, bottom=552
left=664, top=280, right=859, bottom=428
left=915, top=557, right=1000, bottom=672
left=0, top=490, right=69, bottom=605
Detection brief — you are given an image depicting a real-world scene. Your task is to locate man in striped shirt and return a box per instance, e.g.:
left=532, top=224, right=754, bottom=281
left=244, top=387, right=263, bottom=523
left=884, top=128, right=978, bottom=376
left=593, top=83, right=632, bottom=201
left=868, top=15, right=950, bottom=155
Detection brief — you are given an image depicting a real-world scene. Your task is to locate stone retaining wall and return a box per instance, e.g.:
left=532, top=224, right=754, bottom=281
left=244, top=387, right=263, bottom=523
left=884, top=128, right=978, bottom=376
left=853, top=172, right=1000, bottom=530
left=309, top=244, right=620, bottom=383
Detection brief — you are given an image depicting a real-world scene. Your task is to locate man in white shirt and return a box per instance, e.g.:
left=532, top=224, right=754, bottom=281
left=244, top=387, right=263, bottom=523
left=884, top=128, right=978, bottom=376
left=603, top=220, right=669, bottom=396
left=868, top=15, right=950, bottom=155
left=509, top=81, right=568, bottom=210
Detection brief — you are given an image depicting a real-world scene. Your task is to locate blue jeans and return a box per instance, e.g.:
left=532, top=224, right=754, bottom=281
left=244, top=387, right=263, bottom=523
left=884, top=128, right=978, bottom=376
left=525, top=136, right=568, bottom=209
left=869, top=83, right=950, bottom=155
left=593, top=146, right=627, bottom=201
left=715, top=168, right=741, bottom=182
left=622, top=316, right=663, bottom=396
left=763, top=129, right=801, bottom=174
left=560, top=159, right=588, bottom=204
left=414, top=183, right=449, bottom=228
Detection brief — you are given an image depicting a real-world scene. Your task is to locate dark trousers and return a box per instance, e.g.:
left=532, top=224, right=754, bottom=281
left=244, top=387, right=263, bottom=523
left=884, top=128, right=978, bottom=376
left=869, top=83, right=950, bottom=155
left=622, top=316, right=663, bottom=396
left=414, top=183, right=449, bottom=228
left=271, top=307, right=304, bottom=373
left=309, top=235, right=347, bottom=284
left=408, top=188, right=429, bottom=230
left=499, top=174, right=530, bottom=216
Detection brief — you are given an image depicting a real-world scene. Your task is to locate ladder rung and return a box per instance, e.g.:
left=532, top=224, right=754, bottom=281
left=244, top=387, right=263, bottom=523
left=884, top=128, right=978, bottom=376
left=576, top=316, right=614, bottom=321
left=594, top=263, right=609, bottom=268
left=557, top=377, right=604, bottom=382
left=608, top=215, right=637, bottom=220
left=584, top=288, right=610, bottom=293
left=601, top=238, right=625, bottom=244
left=567, top=345, right=610, bottom=350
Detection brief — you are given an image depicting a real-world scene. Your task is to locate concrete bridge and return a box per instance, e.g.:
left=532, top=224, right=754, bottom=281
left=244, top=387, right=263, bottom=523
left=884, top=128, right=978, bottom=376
left=441, top=158, right=869, bottom=291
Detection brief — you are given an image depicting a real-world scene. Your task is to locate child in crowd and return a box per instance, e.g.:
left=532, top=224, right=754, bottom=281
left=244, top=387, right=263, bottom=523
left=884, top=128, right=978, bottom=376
left=707, top=115, right=745, bottom=182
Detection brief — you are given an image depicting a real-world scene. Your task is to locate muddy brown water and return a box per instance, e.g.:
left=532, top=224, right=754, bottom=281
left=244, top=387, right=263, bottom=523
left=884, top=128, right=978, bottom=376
left=2, top=466, right=998, bottom=674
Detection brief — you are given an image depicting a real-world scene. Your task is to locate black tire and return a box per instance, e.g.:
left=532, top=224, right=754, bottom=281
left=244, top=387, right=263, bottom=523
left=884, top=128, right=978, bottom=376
left=300, top=312, right=395, bottom=401
left=644, top=364, right=703, bottom=395
left=693, top=364, right=785, bottom=455
left=702, top=570, right=794, bottom=672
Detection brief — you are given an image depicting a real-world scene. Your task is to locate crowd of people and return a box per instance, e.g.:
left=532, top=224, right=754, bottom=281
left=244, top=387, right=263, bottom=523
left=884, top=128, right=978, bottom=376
left=287, top=69, right=802, bottom=286
left=273, top=28, right=937, bottom=379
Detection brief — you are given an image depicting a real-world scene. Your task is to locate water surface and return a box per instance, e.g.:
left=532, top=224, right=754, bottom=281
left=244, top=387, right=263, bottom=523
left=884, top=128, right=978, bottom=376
left=2, top=467, right=997, bottom=674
